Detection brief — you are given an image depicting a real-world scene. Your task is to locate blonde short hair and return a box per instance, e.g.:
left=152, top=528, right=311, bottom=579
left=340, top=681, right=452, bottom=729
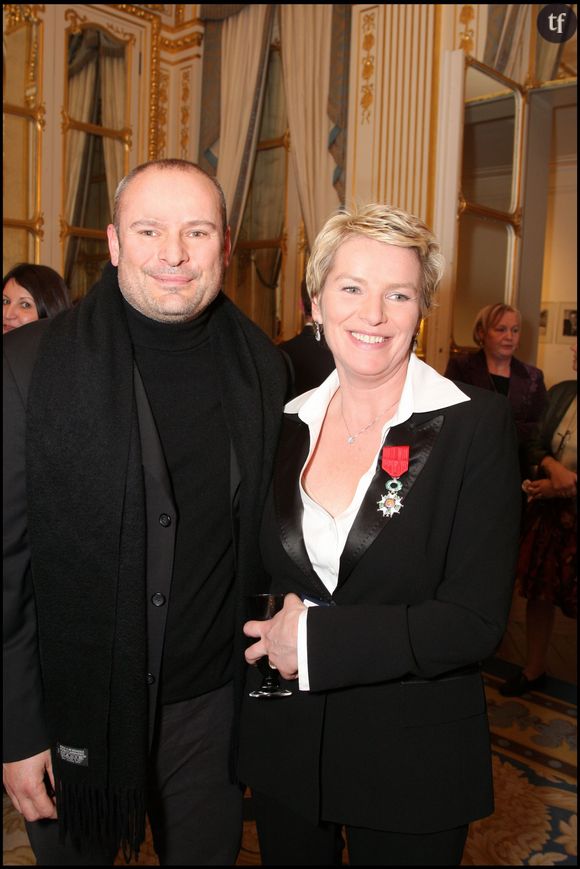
left=472, top=303, right=521, bottom=346
left=305, top=203, right=444, bottom=317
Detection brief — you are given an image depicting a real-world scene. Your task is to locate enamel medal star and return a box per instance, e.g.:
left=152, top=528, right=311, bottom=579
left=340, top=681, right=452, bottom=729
left=377, top=446, right=409, bottom=518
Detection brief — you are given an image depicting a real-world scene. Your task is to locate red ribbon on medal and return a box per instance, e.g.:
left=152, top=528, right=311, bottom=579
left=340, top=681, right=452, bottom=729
left=381, top=446, right=410, bottom=478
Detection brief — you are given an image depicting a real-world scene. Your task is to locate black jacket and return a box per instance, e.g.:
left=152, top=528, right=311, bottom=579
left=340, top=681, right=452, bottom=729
left=3, top=282, right=286, bottom=763
left=238, top=383, right=521, bottom=833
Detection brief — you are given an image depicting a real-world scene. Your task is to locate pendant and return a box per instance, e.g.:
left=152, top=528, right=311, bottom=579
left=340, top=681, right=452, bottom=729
left=377, top=477, right=404, bottom=518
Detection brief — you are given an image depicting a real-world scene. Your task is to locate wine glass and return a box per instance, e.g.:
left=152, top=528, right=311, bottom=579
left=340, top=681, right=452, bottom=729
left=246, top=593, right=292, bottom=699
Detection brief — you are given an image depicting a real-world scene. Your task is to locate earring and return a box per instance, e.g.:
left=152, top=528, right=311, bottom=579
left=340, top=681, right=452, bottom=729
left=313, top=322, right=322, bottom=342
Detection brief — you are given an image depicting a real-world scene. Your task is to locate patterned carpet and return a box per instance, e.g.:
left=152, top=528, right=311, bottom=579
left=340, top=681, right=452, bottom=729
left=4, top=661, right=576, bottom=866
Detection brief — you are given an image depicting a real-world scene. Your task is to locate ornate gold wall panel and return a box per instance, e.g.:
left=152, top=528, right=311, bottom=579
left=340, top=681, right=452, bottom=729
left=348, top=4, right=439, bottom=226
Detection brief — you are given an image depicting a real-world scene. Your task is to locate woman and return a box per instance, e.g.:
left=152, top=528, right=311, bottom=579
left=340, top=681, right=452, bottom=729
left=444, top=303, right=547, bottom=478
left=500, top=344, right=577, bottom=696
left=3, top=263, right=71, bottom=334
left=239, top=204, right=522, bottom=866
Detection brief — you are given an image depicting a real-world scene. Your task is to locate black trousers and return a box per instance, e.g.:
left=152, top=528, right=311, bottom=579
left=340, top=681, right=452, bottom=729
left=25, top=683, right=243, bottom=866
left=251, top=790, right=469, bottom=866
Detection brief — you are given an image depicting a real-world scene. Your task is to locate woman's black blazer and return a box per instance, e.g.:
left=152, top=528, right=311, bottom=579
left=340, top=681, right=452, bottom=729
left=238, top=383, right=521, bottom=834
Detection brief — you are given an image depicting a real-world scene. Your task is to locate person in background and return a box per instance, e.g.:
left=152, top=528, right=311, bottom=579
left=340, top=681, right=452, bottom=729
left=444, top=303, right=547, bottom=479
left=238, top=203, right=521, bottom=866
left=279, top=278, right=335, bottom=397
left=3, top=263, right=71, bottom=333
left=500, top=343, right=577, bottom=696
left=3, top=159, right=286, bottom=865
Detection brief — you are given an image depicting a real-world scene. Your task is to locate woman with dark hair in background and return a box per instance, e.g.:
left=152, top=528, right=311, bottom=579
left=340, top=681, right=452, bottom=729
left=444, top=303, right=547, bottom=479
left=3, top=263, right=71, bottom=334
left=500, top=344, right=577, bottom=696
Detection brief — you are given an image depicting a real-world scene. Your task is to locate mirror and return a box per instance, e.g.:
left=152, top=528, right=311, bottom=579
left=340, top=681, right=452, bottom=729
left=452, top=59, right=523, bottom=349
left=454, top=212, right=515, bottom=347
left=462, top=65, right=517, bottom=213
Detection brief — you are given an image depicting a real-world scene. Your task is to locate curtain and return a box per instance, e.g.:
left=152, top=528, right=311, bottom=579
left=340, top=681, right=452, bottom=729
left=328, top=5, right=352, bottom=205
left=280, top=5, right=340, bottom=248
left=216, top=4, right=274, bottom=247
left=65, top=37, right=98, bottom=228
left=65, top=31, right=99, bottom=287
left=100, top=37, right=126, bottom=218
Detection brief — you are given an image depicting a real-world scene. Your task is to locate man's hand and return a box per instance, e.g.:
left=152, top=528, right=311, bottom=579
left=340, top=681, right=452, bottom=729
left=244, top=592, right=305, bottom=680
left=3, top=749, right=57, bottom=821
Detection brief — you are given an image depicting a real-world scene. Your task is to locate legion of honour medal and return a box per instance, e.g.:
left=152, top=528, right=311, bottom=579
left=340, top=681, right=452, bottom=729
left=377, top=445, right=410, bottom=518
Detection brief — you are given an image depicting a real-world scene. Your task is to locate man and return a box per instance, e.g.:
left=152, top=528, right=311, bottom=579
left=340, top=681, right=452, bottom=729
left=3, top=160, right=287, bottom=864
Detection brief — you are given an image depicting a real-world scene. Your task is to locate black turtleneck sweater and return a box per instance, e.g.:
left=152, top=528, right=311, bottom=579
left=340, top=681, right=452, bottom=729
left=124, top=298, right=235, bottom=704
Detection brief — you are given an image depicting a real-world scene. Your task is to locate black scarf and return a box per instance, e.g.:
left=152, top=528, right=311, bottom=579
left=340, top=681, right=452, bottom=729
left=26, top=266, right=148, bottom=857
left=25, top=264, right=286, bottom=858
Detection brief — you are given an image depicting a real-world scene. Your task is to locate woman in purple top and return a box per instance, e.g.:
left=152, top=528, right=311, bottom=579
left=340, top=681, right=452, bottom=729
left=445, top=303, right=547, bottom=478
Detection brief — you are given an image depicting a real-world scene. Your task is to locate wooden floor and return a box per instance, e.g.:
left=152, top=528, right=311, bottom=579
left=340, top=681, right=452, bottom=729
left=496, top=588, right=577, bottom=684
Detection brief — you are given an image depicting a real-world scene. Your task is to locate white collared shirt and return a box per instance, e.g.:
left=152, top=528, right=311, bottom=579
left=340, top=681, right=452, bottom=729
left=287, top=353, right=470, bottom=689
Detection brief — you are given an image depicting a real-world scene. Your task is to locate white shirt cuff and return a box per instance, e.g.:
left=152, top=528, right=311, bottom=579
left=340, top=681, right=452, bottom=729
left=297, top=607, right=310, bottom=691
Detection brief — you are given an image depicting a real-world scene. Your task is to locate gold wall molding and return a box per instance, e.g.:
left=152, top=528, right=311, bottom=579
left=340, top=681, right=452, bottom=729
left=160, top=30, right=203, bottom=52
left=458, top=5, right=475, bottom=54
left=5, top=213, right=45, bottom=239
left=360, top=11, right=376, bottom=124
left=25, top=15, right=41, bottom=106
left=60, top=109, right=132, bottom=147
left=109, top=4, right=161, bottom=159
left=158, top=68, right=169, bottom=156
left=180, top=68, right=191, bottom=157
left=175, top=5, right=185, bottom=26
left=64, top=9, right=88, bottom=34
left=4, top=4, right=44, bottom=31
left=4, top=101, right=46, bottom=130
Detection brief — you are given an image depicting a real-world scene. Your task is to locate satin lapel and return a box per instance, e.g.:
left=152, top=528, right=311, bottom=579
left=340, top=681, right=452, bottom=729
left=337, top=413, right=444, bottom=587
left=274, top=416, right=328, bottom=594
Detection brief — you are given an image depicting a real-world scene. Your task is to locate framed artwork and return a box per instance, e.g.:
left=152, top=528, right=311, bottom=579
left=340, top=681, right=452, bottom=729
left=556, top=302, right=578, bottom=344
left=538, top=302, right=557, bottom=343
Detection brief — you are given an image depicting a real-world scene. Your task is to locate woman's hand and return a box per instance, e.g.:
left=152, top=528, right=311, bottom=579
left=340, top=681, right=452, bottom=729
left=243, top=592, right=305, bottom=680
left=525, top=475, right=576, bottom=501
left=539, top=456, right=577, bottom=498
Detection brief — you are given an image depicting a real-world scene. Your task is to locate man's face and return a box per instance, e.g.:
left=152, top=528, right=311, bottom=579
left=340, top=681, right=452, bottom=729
left=107, top=167, right=231, bottom=322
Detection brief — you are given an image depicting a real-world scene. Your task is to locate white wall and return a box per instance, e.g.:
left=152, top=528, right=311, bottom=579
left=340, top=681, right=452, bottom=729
left=536, top=103, right=577, bottom=388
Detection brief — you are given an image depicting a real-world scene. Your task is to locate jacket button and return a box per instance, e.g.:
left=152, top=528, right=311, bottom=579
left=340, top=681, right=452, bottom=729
left=159, top=513, right=172, bottom=527
left=146, top=673, right=155, bottom=685
left=151, top=592, right=166, bottom=607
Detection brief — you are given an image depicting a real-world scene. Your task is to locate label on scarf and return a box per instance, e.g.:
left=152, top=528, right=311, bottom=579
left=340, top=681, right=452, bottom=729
left=57, top=742, right=89, bottom=766
left=381, top=445, right=410, bottom=478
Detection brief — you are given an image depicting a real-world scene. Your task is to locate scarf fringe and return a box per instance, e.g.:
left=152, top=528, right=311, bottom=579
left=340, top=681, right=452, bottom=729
left=56, top=780, right=146, bottom=862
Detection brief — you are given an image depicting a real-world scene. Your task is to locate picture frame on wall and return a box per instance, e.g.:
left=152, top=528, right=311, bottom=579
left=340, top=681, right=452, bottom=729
left=538, top=302, right=558, bottom=343
left=556, top=302, right=578, bottom=345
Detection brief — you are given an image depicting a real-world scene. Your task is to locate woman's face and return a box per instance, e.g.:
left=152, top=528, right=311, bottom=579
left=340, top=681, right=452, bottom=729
left=3, top=278, right=39, bottom=333
left=312, top=235, right=421, bottom=386
left=481, top=312, right=520, bottom=362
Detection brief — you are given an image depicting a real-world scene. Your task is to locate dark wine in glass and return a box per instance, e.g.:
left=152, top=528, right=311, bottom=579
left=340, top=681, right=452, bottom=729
left=246, top=593, right=292, bottom=699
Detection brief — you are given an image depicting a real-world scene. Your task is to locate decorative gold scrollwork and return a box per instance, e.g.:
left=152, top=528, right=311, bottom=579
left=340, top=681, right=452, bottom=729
left=64, top=9, right=88, bottom=35
left=360, top=12, right=375, bottom=124
left=4, top=4, right=44, bottom=32
left=180, top=69, right=191, bottom=157
left=458, top=5, right=475, bottom=54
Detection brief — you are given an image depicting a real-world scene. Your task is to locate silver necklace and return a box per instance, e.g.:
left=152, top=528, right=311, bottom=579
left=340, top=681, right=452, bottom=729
left=341, top=398, right=399, bottom=445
